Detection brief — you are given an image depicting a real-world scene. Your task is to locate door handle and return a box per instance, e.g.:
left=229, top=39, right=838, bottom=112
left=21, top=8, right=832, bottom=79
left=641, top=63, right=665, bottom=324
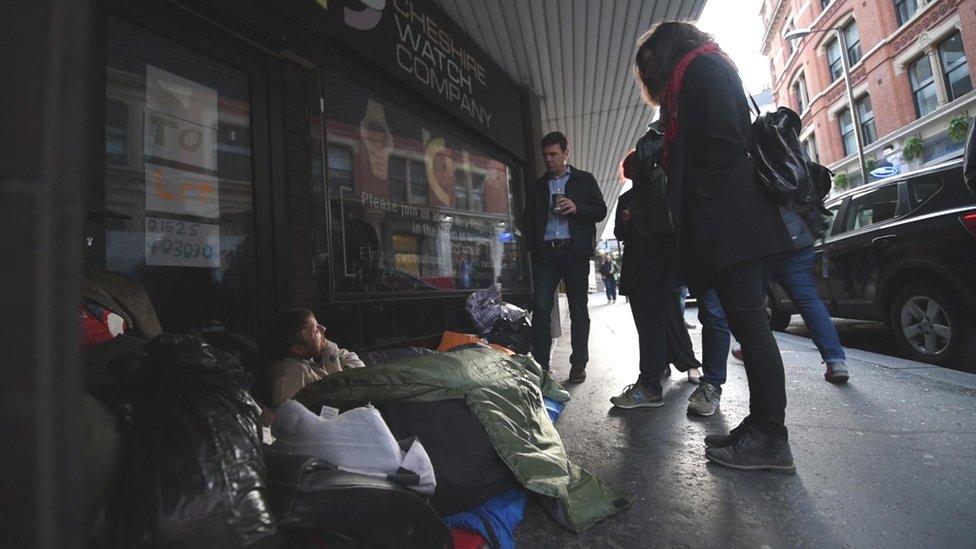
left=88, top=209, right=132, bottom=221
left=871, top=235, right=895, bottom=245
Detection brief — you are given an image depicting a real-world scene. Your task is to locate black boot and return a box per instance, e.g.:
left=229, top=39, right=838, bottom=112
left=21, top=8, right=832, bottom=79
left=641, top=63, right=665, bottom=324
left=568, top=362, right=586, bottom=383
left=704, top=416, right=752, bottom=448
left=705, top=428, right=795, bottom=474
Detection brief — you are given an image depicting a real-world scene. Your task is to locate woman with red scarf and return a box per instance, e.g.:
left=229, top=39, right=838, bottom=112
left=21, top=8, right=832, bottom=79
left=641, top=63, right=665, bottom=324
left=627, top=22, right=796, bottom=472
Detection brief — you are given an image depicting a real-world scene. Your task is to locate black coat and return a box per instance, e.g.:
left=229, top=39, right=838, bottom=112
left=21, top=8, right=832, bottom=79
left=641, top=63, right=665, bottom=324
left=668, top=54, right=793, bottom=288
left=521, top=166, right=607, bottom=258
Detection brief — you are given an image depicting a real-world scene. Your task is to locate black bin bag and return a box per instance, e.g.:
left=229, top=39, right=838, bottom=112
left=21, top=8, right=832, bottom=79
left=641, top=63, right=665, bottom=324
left=467, top=285, right=533, bottom=354
left=264, top=450, right=452, bottom=548
left=95, top=334, right=275, bottom=547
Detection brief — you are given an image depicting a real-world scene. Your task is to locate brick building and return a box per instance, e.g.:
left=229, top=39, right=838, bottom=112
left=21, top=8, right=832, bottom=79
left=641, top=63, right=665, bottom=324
left=761, top=0, right=976, bottom=188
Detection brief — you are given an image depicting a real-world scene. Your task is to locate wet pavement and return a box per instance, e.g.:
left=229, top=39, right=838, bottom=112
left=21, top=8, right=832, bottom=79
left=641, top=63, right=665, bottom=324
left=514, top=298, right=976, bottom=548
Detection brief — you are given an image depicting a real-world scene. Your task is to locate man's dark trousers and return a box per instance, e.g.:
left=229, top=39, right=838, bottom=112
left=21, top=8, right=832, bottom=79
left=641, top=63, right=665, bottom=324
left=531, top=242, right=590, bottom=370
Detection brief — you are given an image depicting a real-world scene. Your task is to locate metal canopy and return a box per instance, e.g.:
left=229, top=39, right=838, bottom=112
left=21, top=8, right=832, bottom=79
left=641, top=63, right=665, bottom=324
left=434, top=0, right=706, bottom=237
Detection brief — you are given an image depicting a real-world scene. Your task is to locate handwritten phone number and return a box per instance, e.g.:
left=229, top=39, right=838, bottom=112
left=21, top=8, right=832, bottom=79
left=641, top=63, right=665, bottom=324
left=147, top=217, right=200, bottom=236
left=149, top=238, right=217, bottom=260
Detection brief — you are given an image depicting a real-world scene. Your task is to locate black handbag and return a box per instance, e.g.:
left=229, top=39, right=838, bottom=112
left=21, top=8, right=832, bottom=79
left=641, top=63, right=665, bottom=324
left=747, top=96, right=832, bottom=208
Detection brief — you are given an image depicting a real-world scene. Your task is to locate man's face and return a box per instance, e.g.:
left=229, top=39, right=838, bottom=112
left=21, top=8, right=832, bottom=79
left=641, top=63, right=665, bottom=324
left=542, top=144, right=569, bottom=175
left=294, top=314, right=327, bottom=358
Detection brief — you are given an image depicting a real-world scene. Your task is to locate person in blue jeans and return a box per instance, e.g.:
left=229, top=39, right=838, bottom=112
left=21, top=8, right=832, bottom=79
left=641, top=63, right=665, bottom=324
left=766, top=245, right=848, bottom=382
left=686, top=289, right=730, bottom=416
left=732, top=226, right=850, bottom=383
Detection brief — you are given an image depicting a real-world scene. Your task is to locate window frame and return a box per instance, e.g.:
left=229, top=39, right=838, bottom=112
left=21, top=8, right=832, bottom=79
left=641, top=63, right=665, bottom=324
left=908, top=54, right=938, bottom=118
left=838, top=106, right=856, bottom=156
left=826, top=38, right=844, bottom=82
left=856, top=95, right=877, bottom=146
left=894, top=0, right=920, bottom=26
left=791, top=72, right=809, bottom=113
left=937, top=30, right=973, bottom=103
left=843, top=20, right=862, bottom=66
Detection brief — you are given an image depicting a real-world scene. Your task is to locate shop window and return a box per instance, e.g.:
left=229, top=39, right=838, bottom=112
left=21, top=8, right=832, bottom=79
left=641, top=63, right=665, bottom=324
left=909, top=55, right=938, bottom=118
left=894, top=0, right=920, bottom=26
left=792, top=73, right=809, bottom=112
left=101, top=17, right=257, bottom=333
left=322, top=68, right=525, bottom=295
left=826, top=38, right=844, bottom=82
left=938, top=31, right=973, bottom=103
left=844, top=184, right=900, bottom=231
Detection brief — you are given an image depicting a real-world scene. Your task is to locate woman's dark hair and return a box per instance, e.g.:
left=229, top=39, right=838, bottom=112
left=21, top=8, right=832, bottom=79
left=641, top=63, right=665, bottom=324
left=264, top=308, right=314, bottom=359
left=634, top=21, right=714, bottom=105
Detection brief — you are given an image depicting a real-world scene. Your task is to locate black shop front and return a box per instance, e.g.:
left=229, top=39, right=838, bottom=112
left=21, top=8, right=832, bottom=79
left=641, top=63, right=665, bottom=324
left=86, top=0, right=537, bottom=350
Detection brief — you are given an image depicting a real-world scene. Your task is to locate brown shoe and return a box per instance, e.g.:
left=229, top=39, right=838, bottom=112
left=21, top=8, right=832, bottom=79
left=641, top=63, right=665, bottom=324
left=568, top=363, right=587, bottom=383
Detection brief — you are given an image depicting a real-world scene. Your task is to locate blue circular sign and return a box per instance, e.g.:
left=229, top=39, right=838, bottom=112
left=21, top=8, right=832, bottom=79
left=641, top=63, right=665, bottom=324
left=871, top=165, right=899, bottom=178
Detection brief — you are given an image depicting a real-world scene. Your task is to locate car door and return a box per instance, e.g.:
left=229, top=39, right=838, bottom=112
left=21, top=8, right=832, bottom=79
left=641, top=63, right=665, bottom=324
left=812, top=198, right=846, bottom=313
left=825, top=182, right=905, bottom=320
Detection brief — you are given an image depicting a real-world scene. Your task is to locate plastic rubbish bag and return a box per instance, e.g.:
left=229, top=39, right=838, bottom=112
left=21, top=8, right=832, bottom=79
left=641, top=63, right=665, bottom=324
left=466, top=285, right=533, bottom=353
left=95, top=334, right=274, bottom=547
left=272, top=401, right=436, bottom=494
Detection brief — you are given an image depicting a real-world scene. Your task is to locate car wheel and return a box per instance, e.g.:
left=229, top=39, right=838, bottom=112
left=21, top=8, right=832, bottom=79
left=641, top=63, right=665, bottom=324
left=890, top=282, right=976, bottom=367
left=765, top=292, right=791, bottom=332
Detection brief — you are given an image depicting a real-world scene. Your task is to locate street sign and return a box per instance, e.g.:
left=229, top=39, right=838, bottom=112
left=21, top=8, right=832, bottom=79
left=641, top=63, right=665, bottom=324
left=871, top=165, right=899, bottom=178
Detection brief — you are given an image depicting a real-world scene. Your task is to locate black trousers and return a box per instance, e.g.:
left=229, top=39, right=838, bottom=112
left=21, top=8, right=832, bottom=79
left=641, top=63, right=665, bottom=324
left=712, top=259, right=788, bottom=439
left=530, top=245, right=590, bottom=369
left=625, top=239, right=678, bottom=391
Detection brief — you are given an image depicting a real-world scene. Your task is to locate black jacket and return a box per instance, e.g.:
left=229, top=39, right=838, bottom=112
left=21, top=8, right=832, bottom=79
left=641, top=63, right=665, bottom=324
left=521, top=166, right=607, bottom=258
left=668, top=54, right=794, bottom=288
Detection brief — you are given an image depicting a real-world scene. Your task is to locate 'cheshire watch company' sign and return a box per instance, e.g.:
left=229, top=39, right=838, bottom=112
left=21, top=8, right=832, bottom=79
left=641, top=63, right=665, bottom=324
left=277, top=0, right=526, bottom=159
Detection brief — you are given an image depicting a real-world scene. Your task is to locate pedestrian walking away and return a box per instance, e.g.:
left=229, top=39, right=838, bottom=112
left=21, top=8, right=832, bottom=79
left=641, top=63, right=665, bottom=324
left=600, top=257, right=618, bottom=303
left=632, top=22, right=797, bottom=473
left=521, top=131, right=607, bottom=384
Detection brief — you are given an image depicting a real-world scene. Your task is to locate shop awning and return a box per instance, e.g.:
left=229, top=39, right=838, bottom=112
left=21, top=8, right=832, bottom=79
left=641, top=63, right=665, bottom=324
left=434, top=0, right=707, bottom=238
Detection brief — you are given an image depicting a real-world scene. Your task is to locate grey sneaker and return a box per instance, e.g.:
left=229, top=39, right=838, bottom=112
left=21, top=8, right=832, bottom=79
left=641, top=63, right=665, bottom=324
left=687, top=381, right=721, bottom=416
left=610, top=383, right=663, bottom=409
left=825, top=361, right=849, bottom=383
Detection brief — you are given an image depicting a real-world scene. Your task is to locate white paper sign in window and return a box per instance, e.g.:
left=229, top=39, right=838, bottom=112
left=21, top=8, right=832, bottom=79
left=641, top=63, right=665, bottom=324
left=144, top=110, right=218, bottom=171
left=145, top=216, right=220, bottom=268
left=145, top=163, right=220, bottom=218
left=146, top=65, right=218, bottom=130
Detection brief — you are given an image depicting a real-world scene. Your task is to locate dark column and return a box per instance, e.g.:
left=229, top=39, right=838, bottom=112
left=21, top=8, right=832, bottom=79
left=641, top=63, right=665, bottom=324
left=0, top=0, right=91, bottom=546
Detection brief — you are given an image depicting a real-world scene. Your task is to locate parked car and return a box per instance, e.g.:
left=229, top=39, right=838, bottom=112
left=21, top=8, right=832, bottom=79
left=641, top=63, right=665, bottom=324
left=766, top=159, right=976, bottom=368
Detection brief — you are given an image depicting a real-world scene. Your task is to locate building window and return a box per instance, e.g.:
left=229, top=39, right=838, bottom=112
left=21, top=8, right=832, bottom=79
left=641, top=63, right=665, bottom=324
left=909, top=55, right=939, bottom=118
left=826, top=38, right=844, bottom=82
left=388, top=156, right=408, bottom=202
left=843, top=21, right=862, bottom=66
left=938, top=31, right=973, bottom=103
left=327, top=145, right=354, bottom=197
left=791, top=73, right=809, bottom=112
left=839, top=96, right=876, bottom=156
left=894, top=0, right=920, bottom=26
left=408, top=159, right=428, bottom=206
left=804, top=134, right=820, bottom=163
left=857, top=96, right=877, bottom=145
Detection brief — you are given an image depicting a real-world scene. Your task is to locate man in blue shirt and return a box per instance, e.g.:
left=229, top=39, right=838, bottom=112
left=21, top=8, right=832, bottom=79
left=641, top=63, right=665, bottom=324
left=521, top=132, right=607, bottom=383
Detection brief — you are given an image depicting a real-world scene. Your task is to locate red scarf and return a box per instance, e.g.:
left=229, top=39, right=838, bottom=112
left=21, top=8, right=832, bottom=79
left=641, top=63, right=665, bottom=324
left=659, top=42, right=736, bottom=174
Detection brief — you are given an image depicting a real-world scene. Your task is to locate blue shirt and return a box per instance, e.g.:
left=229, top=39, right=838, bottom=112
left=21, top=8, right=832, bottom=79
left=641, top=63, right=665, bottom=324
left=544, top=166, right=571, bottom=241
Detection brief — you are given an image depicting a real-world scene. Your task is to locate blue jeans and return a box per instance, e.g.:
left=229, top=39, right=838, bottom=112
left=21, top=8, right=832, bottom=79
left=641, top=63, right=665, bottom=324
left=765, top=246, right=846, bottom=363
left=697, top=289, right=730, bottom=388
